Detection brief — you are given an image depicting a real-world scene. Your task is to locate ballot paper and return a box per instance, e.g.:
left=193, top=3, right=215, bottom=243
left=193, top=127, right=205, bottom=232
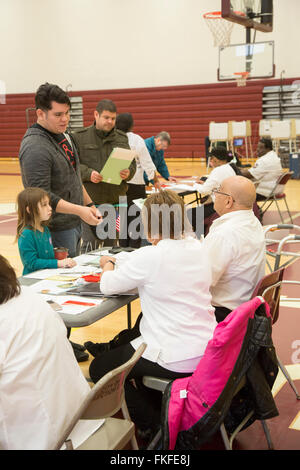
left=60, top=419, right=105, bottom=449
left=23, top=265, right=99, bottom=280
left=43, top=294, right=103, bottom=315
left=100, top=147, right=137, bottom=185
left=30, top=279, right=78, bottom=295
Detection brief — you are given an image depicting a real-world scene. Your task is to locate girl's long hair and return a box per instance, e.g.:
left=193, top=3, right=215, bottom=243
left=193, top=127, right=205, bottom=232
left=16, top=187, right=50, bottom=240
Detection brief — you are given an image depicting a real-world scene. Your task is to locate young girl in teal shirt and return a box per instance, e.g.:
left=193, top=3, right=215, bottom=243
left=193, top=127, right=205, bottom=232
left=16, top=187, right=76, bottom=275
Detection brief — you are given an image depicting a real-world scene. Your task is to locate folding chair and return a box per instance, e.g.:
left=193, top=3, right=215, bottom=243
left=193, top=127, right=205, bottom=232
left=251, top=269, right=300, bottom=400
left=258, top=171, right=294, bottom=224
left=56, top=343, right=146, bottom=450
left=143, top=299, right=277, bottom=450
left=264, top=224, right=300, bottom=272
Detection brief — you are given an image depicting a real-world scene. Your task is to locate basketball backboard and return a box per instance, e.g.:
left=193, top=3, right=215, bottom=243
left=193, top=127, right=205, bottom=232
left=218, top=40, right=275, bottom=80
left=221, top=0, right=273, bottom=32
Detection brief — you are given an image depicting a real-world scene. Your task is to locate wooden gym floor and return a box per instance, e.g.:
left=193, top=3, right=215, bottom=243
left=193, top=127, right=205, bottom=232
left=1, top=158, right=300, bottom=450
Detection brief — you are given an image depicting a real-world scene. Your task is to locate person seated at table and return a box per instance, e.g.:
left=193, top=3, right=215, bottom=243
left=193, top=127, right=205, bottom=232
left=202, top=175, right=266, bottom=323
left=88, top=189, right=217, bottom=440
left=0, top=254, right=90, bottom=450
left=239, top=138, right=283, bottom=201
left=16, top=187, right=76, bottom=275
left=187, top=146, right=240, bottom=238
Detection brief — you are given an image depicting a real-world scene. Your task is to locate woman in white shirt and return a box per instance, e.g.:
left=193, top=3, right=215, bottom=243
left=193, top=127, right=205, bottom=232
left=0, top=255, right=90, bottom=450
left=187, top=146, right=239, bottom=237
left=88, top=190, right=217, bottom=437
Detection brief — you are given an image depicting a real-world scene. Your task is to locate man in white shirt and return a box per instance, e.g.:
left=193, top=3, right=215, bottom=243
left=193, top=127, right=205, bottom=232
left=202, top=175, right=266, bottom=323
left=240, top=138, right=283, bottom=200
left=116, top=112, right=160, bottom=248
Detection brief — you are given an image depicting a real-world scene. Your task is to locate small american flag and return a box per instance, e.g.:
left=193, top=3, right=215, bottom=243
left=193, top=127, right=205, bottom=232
left=116, top=214, right=120, bottom=233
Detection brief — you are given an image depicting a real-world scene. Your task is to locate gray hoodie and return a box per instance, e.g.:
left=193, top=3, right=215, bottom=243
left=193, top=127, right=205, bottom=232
left=19, top=126, right=83, bottom=232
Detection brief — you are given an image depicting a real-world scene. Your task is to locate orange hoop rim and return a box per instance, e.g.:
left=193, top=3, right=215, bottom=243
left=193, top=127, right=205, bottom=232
left=203, top=11, right=246, bottom=19
left=234, top=72, right=250, bottom=78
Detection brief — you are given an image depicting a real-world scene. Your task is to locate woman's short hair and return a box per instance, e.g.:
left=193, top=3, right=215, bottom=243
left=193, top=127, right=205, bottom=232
left=142, top=189, right=191, bottom=240
left=209, top=146, right=233, bottom=162
left=115, top=113, right=134, bottom=133
left=0, top=255, right=20, bottom=305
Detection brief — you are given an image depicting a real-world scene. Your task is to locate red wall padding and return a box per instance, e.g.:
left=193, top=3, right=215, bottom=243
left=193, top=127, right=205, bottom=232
left=0, top=78, right=299, bottom=160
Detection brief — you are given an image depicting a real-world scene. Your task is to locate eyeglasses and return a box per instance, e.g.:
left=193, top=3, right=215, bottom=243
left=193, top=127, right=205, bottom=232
left=211, top=188, right=235, bottom=202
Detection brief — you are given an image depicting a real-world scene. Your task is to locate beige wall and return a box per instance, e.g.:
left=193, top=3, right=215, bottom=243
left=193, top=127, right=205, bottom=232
left=0, top=0, right=299, bottom=94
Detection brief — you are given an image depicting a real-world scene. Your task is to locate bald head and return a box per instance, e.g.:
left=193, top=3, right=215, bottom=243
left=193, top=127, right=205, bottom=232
left=213, top=176, right=256, bottom=216
left=222, top=176, right=256, bottom=209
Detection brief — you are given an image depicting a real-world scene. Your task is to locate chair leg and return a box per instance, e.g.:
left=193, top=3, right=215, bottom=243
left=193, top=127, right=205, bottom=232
left=261, top=420, right=274, bottom=450
left=274, top=198, right=284, bottom=223
left=277, top=356, right=300, bottom=399
left=220, top=423, right=232, bottom=450
left=283, top=197, right=293, bottom=224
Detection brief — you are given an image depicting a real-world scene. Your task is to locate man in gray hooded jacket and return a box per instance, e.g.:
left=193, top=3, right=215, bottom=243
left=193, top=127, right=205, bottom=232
left=19, top=83, right=100, bottom=258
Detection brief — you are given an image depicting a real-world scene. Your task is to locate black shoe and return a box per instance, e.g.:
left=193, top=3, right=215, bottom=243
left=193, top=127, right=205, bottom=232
left=70, top=341, right=86, bottom=352
left=73, top=347, right=89, bottom=362
left=84, top=341, right=112, bottom=358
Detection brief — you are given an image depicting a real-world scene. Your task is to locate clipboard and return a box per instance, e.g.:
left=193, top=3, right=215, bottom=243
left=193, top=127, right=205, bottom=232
left=101, top=147, right=137, bottom=185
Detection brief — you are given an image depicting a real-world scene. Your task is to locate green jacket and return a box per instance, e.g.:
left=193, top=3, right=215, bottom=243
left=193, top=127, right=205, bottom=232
left=72, top=125, right=136, bottom=205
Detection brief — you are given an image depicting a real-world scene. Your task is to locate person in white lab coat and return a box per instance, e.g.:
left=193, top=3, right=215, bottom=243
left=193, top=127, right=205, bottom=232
left=0, top=255, right=90, bottom=450
left=88, top=189, right=217, bottom=439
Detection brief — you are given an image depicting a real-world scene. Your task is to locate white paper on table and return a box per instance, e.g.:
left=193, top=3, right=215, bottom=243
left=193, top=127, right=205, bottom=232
left=23, top=265, right=99, bottom=280
left=29, top=279, right=78, bottom=295
left=173, top=184, right=197, bottom=191
left=178, top=179, right=197, bottom=184
left=42, top=294, right=103, bottom=315
left=60, top=419, right=105, bottom=449
left=74, top=254, right=101, bottom=265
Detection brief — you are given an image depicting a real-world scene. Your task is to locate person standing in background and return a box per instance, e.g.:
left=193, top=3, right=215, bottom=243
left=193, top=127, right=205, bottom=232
left=144, top=132, right=177, bottom=185
left=72, top=99, right=136, bottom=250
left=116, top=112, right=160, bottom=248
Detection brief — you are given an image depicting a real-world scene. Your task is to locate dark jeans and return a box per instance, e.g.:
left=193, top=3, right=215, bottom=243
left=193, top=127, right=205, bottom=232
left=51, top=225, right=82, bottom=258
left=89, top=315, right=191, bottom=431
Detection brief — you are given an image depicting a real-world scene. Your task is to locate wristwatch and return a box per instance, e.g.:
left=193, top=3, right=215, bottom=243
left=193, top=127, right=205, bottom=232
left=107, top=260, right=115, bottom=267
left=86, top=202, right=95, bottom=207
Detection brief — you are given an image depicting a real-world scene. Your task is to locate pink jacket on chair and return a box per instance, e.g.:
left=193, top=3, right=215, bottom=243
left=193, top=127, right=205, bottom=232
left=161, top=297, right=278, bottom=450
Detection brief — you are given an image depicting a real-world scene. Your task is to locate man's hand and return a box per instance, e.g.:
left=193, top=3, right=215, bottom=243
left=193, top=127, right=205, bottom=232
left=168, top=176, right=177, bottom=183
left=120, top=169, right=130, bottom=180
left=90, top=171, right=103, bottom=183
left=78, top=206, right=102, bottom=226
left=100, top=255, right=117, bottom=269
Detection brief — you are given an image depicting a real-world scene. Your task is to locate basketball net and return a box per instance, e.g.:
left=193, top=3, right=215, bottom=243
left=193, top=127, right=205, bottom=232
left=234, top=72, right=249, bottom=87
left=203, top=11, right=235, bottom=47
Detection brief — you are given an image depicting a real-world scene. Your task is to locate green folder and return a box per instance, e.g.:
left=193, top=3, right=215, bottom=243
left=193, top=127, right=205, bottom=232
left=101, top=147, right=137, bottom=185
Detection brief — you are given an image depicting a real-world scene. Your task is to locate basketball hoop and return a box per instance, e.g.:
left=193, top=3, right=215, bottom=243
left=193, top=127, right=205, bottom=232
left=203, top=11, right=245, bottom=47
left=234, top=71, right=250, bottom=87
